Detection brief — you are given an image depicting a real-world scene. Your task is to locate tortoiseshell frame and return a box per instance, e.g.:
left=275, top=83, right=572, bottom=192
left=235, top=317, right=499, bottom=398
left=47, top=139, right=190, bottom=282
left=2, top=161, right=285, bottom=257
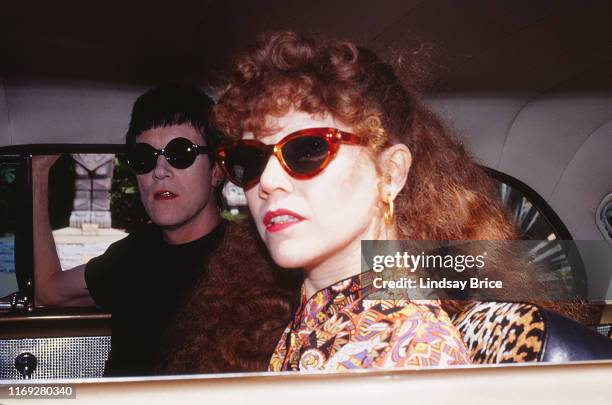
left=216, top=127, right=366, bottom=189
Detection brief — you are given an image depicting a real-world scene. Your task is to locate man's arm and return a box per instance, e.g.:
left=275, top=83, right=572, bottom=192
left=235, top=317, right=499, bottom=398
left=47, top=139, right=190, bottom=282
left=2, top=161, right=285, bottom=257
left=32, top=155, right=95, bottom=307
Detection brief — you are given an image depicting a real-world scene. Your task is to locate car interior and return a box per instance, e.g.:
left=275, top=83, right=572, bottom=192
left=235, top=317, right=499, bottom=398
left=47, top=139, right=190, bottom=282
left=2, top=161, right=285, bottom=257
left=0, top=0, right=611, bottom=402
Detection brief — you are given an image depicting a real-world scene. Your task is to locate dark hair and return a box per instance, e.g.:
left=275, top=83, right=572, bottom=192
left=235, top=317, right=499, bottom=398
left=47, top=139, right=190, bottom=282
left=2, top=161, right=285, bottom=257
left=126, top=83, right=219, bottom=155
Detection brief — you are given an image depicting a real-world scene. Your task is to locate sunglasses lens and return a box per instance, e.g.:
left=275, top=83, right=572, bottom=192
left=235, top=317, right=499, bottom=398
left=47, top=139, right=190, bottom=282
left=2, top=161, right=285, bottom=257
left=282, top=135, right=330, bottom=175
left=225, top=144, right=268, bottom=187
left=127, top=143, right=157, bottom=174
left=165, top=137, right=198, bottom=169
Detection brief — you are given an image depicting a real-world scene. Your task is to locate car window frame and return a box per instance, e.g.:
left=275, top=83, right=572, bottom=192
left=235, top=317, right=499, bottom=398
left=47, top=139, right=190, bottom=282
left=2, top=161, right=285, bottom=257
left=0, top=144, right=125, bottom=316
left=0, top=153, right=32, bottom=306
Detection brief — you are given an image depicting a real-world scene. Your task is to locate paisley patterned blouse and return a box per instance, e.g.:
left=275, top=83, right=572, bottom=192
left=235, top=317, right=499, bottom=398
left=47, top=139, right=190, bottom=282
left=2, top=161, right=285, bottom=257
left=269, top=272, right=470, bottom=371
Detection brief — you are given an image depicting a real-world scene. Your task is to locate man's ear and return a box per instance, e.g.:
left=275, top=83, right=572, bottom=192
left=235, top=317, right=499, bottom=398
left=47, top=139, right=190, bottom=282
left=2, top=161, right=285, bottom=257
left=378, top=144, right=412, bottom=200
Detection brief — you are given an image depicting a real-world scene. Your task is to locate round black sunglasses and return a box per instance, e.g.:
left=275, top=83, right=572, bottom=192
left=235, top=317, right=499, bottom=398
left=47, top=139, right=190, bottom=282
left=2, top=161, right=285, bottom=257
left=126, top=137, right=210, bottom=174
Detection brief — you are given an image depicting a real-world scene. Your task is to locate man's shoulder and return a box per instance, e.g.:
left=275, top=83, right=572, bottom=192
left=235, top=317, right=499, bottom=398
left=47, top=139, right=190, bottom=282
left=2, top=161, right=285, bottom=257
left=115, top=222, right=162, bottom=247
left=84, top=223, right=162, bottom=308
left=86, top=223, right=161, bottom=270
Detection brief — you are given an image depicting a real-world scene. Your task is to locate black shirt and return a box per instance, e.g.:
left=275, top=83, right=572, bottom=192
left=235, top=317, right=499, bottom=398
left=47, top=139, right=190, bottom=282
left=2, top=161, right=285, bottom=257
left=84, top=221, right=225, bottom=376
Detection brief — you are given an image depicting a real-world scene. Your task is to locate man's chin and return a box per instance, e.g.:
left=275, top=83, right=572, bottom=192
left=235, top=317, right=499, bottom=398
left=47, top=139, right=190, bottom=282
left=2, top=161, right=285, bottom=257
left=150, top=216, right=188, bottom=231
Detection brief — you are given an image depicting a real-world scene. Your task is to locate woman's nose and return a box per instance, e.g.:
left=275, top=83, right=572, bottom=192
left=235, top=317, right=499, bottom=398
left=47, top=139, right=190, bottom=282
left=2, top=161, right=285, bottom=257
left=258, top=155, right=293, bottom=197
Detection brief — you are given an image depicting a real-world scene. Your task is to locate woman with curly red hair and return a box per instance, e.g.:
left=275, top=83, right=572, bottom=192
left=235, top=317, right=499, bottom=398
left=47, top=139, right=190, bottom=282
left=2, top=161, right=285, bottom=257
left=160, top=30, right=607, bottom=374
left=207, top=30, right=528, bottom=371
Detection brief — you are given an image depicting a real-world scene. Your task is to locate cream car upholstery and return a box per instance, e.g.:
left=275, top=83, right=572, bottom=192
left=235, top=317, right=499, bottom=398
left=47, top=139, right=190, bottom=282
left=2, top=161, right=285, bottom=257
left=0, top=71, right=611, bottom=298
left=0, top=79, right=144, bottom=146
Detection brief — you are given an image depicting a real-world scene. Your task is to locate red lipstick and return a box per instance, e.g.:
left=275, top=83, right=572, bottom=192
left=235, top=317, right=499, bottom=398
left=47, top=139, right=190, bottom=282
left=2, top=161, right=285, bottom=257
left=263, top=209, right=304, bottom=233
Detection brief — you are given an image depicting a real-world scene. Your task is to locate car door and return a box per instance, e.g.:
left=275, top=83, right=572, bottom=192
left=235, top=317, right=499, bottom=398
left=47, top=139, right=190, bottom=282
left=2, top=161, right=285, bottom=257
left=0, top=145, right=137, bottom=380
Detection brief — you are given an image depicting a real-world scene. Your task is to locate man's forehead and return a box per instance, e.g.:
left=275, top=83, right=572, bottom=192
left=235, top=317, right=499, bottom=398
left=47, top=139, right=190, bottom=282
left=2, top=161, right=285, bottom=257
left=136, top=123, right=206, bottom=146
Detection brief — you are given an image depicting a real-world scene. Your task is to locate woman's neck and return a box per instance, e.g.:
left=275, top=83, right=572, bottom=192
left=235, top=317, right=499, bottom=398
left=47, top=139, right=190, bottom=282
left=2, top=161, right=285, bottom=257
left=302, top=239, right=362, bottom=299
left=302, top=222, right=398, bottom=299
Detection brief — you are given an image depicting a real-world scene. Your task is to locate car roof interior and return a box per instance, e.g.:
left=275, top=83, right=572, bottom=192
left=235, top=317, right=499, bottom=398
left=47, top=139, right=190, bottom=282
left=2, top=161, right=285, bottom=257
left=1, top=0, right=611, bottom=289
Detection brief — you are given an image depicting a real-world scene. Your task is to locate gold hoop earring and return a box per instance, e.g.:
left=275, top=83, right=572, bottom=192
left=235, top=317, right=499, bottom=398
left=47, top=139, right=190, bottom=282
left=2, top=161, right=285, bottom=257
left=384, top=195, right=394, bottom=225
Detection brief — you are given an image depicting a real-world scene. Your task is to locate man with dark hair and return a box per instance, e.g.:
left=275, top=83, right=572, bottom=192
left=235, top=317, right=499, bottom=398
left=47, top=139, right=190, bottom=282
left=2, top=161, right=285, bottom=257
left=32, top=84, right=224, bottom=376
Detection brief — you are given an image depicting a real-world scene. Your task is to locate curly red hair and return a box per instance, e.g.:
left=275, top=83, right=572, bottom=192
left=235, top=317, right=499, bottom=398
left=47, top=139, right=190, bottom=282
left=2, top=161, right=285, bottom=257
left=214, top=31, right=516, bottom=242
left=160, top=31, right=590, bottom=374
left=159, top=221, right=298, bottom=373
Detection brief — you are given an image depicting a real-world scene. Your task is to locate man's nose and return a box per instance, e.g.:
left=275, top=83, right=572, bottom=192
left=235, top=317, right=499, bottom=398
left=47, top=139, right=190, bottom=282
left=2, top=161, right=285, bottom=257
left=258, top=155, right=293, bottom=197
left=152, top=155, right=173, bottom=180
